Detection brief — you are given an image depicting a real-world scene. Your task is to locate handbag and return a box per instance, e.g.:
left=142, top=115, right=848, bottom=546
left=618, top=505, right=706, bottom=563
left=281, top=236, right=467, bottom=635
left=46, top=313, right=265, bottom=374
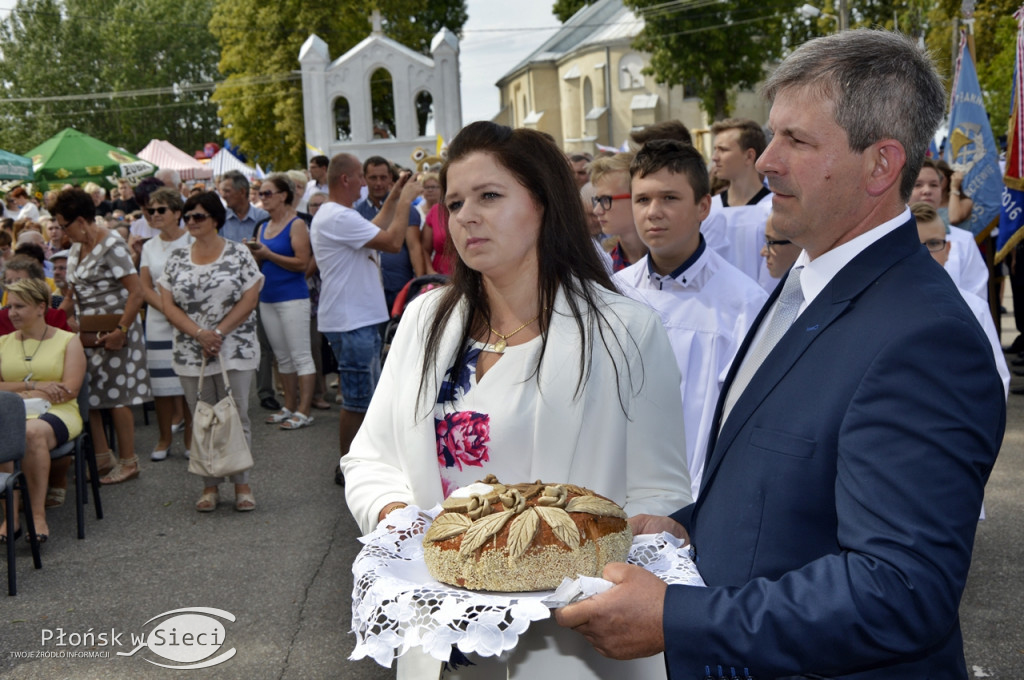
left=79, top=313, right=122, bottom=348
left=188, top=357, right=254, bottom=478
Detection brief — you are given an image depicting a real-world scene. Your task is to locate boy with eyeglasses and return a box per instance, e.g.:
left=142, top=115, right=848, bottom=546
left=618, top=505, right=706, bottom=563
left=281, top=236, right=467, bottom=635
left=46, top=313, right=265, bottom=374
left=589, top=153, right=647, bottom=272
left=759, top=213, right=801, bottom=285
left=614, top=140, right=767, bottom=500
left=912, top=201, right=1008, bottom=396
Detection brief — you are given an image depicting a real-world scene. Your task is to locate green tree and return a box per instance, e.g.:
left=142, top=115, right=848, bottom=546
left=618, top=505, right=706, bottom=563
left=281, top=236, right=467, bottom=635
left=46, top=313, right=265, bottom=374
left=210, top=0, right=467, bottom=170
left=553, top=0, right=596, bottom=22
left=626, top=0, right=801, bottom=121
left=0, top=0, right=220, bottom=160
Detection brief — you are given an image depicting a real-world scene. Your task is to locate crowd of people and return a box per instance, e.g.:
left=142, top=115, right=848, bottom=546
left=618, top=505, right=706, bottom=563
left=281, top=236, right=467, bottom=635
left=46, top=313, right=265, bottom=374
left=0, top=27, right=1011, bottom=679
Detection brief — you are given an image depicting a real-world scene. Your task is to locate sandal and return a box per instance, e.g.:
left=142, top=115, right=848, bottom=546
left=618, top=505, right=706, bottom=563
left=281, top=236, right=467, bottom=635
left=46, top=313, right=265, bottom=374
left=95, top=450, right=117, bottom=476
left=195, top=490, right=219, bottom=513
left=280, top=413, right=313, bottom=430
left=45, top=487, right=66, bottom=508
left=100, top=455, right=140, bottom=485
left=265, top=408, right=293, bottom=424
left=234, top=492, right=256, bottom=512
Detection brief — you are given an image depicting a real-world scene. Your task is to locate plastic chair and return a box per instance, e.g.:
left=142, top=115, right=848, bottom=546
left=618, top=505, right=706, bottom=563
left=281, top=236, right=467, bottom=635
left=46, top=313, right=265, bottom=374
left=0, top=393, right=42, bottom=596
left=49, top=377, right=103, bottom=539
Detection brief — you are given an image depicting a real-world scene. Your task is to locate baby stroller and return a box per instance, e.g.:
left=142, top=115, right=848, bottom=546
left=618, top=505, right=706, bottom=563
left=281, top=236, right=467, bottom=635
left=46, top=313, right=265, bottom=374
left=381, top=274, right=450, bottom=363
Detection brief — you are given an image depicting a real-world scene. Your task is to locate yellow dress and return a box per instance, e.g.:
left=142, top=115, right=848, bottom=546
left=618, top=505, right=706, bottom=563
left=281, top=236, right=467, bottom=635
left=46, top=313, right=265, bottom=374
left=0, top=328, right=83, bottom=439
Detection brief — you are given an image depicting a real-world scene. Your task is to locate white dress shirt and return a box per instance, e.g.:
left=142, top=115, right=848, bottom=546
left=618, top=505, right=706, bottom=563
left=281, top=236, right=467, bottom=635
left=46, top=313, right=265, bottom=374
left=722, top=209, right=910, bottom=423
left=615, top=241, right=767, bottom=499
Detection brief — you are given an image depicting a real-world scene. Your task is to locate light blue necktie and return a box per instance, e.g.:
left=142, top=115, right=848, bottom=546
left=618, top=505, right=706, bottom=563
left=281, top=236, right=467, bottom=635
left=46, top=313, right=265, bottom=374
left=722, top=266, right=804, bottom=422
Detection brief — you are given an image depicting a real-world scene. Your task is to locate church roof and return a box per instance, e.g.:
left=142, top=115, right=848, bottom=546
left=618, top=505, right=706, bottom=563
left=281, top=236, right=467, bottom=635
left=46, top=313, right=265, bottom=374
left=497, top=0, right=642, bottom=84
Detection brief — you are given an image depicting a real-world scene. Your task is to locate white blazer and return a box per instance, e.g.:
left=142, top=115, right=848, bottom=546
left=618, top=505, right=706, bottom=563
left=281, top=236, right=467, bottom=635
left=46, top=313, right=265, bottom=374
left=342, top=282, right=692, bottom=535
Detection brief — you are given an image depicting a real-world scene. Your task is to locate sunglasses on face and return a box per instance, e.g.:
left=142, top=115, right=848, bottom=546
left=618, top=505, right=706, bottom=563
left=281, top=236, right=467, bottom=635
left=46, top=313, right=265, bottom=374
left=183, top=213, right=211, bottom=224
left=257, top=190, right=279, bottom=199
left=145, top=206, right=170, bottom=216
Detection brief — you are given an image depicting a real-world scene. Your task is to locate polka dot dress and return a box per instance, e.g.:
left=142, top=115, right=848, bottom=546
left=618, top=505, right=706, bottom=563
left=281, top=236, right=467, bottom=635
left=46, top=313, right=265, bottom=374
left=67, top=230, right=152, bottom=409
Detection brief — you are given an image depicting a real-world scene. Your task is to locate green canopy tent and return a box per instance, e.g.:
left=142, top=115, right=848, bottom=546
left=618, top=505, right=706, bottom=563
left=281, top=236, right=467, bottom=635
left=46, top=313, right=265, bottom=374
left=0, top=149, right=33, bottom=181
left=26, top=128, right=155, bottom=190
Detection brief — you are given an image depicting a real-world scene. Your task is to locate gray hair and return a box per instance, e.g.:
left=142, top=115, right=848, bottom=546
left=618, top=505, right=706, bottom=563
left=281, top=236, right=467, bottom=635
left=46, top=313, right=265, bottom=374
left=221, top=169, right=249, bottom=194
left=761, top=30, right=944, bottom=202
left=155, top=168, right=181, bottom=188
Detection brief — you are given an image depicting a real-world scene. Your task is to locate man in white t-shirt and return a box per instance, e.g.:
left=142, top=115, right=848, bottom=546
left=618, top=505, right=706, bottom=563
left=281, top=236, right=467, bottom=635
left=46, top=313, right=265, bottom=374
left=310, top=153, right=420, bottom=484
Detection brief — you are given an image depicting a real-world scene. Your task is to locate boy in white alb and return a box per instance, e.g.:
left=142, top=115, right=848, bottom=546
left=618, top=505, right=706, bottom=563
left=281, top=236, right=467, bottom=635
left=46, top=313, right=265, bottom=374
left=703, top=118, right=775, bottom=291
left=614, top=140, right=767, bottom=500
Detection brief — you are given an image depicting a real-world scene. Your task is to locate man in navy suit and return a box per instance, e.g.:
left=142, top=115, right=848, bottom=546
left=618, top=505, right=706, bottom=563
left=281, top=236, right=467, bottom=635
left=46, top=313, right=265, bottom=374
left=556, top=30, right=1005, bottom=679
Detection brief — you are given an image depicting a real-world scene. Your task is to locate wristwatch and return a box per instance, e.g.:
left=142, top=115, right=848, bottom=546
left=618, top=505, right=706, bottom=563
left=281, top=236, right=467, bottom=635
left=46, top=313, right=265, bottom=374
left=117, top=324, right=130, bottom=335
left=213, top=328, right=224, bottom=338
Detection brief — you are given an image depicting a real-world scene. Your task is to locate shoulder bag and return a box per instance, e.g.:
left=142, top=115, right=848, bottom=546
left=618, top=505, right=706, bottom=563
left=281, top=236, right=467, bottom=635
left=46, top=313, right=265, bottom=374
left=188, top=357, right=254, bottom=478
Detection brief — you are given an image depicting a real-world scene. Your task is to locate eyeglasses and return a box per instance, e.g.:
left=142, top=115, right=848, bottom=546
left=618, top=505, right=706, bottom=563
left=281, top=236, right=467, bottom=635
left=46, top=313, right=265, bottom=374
left=591, top=193, right=631, bottom=211
left=257, top=190, right=279, bottom=199
left=764, top=238, right=793, bottom=252
left=183, top=213, right=211, bottom=224
left=145, top=206, right=170, bottom=216
left=922, top=239, right=947, bottom=252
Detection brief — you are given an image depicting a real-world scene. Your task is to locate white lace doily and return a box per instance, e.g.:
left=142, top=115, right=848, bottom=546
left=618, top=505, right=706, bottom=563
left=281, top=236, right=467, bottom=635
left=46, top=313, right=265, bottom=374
left=350, top=504, right=704, bottom=668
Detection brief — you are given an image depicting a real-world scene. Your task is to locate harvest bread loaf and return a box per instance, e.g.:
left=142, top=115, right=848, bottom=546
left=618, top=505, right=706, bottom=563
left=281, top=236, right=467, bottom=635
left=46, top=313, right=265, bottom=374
left=422, top=476, right=633, bottom=592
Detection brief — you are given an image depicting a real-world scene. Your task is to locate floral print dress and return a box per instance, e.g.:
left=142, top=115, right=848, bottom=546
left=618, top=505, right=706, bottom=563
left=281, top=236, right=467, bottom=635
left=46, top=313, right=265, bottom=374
left=434, top=339, right=541, bottom=498
left=157, top=240, right=263, bottom=377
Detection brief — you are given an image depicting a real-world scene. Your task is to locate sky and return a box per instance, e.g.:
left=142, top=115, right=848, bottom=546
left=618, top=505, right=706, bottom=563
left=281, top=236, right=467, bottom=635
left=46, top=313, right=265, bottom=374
left=458, top=0, right=562, bottom=124
left=0, top=0, right=563, bottom=129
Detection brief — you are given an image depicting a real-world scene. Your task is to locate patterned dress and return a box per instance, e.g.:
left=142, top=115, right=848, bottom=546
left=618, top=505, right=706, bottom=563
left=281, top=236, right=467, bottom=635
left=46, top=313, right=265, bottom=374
left=140, top=232, right=193, bottom=396
left=157, top=240, right=263, bottom=377
left=67, top=230, right=152, bottom=409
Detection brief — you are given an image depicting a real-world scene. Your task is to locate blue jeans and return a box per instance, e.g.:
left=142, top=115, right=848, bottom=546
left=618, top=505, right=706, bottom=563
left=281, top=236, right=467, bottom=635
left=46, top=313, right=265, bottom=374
left=324, top=325, right=382, bottom=413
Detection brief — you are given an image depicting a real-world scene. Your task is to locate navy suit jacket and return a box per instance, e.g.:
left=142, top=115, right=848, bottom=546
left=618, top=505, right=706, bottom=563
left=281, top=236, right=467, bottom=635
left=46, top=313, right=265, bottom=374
left=664, top=220, right=1005, bottom=679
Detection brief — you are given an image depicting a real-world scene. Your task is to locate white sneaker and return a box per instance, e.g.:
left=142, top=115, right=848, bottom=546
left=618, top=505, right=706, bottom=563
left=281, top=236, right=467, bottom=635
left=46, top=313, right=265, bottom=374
left=184, top=449, right=190, bottom=460
left=151, top=448, right=169, bottom=462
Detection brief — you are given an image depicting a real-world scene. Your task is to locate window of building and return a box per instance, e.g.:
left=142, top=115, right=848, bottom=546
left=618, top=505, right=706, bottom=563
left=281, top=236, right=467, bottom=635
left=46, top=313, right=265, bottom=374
left=333, top=96, right=352, bottom=142
left=370, top=67, right=395, bottom=139
left=415, top=90, right=435, bottom=137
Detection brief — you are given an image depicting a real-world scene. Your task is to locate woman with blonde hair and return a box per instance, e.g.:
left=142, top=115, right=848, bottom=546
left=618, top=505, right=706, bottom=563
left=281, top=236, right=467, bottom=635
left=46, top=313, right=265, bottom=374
left=0, top=277, right=85, bottom=542
left=418, top=172, right=451, bottom=275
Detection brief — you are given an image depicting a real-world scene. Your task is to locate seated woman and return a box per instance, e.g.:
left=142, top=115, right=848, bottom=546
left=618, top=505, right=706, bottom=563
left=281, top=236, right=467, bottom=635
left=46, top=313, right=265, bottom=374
left=341, top=121, right=691, bottom=679
left=0, top=278, right=85, bottom=542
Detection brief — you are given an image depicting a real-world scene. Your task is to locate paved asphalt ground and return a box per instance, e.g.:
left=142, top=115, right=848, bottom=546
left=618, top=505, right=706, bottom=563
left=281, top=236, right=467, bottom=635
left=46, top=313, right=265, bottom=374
left=1, top=308, right=1022, bottom=678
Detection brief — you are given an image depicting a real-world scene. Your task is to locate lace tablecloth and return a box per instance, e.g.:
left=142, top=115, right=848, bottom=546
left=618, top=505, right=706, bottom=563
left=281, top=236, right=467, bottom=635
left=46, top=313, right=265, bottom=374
left=350, top=504, right=704, bottom=668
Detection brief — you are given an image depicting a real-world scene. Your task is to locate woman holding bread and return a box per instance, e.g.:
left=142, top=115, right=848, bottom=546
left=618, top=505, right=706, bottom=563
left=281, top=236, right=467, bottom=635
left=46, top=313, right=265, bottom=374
left=341, top=121, right=691, bottom=679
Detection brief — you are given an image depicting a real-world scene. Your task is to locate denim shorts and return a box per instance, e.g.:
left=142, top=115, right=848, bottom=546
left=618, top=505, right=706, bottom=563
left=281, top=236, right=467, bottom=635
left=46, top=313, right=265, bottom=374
left=324, top=325, right=382, bottom=413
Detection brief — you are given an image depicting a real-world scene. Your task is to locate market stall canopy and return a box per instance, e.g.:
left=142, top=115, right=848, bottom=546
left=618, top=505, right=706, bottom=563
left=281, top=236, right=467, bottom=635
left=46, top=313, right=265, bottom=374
left=0, top=149, right=33, bottom=181
left=137, top=139, right=213, bottom=181
left=208, top=148, right=258, bottom=180
left=25, top=128, right=156, bottom=190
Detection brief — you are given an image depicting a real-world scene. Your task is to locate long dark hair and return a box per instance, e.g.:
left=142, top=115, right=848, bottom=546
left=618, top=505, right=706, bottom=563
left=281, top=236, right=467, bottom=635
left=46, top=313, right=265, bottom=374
left=417, top=121, right=627, bottom=415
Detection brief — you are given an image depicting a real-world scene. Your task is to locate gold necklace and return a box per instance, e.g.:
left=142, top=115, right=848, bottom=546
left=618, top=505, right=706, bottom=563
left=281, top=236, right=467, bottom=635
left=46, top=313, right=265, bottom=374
left=486, top=314, right=540, bottom=354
